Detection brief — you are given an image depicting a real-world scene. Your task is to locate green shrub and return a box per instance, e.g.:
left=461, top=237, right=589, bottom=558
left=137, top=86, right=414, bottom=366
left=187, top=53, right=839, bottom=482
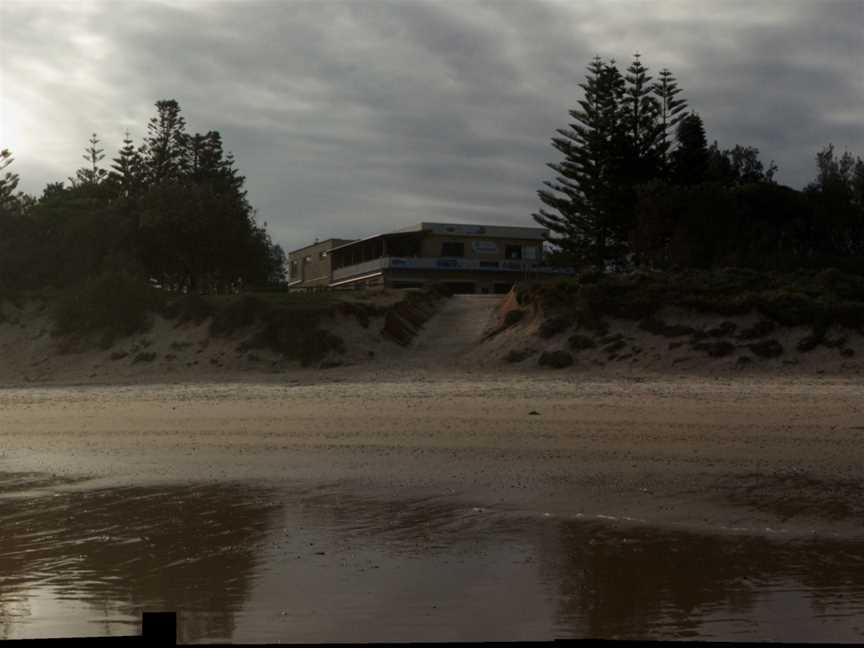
left=538, top=350, right=574, bottom=368
left=638, top=316, right=696, bottom=337
left=692, top=340, right=736, bottom=358
left=537, top=315, right=571, bottom=338
left=53, top=273, right=164, bottom=347
left=749, top=339, right=784, bottom=358
left=515, top=268, right=864, bottom=333
left=209, top=295, right=272, bottom=335
left=165, top=293, right=215, bottom=325
left=505, top=348, right=535, bottom=363
left=737, top=320, right=776, bottom=340
left=797, top=334, right=822, bottom=353
left=567, top=333, right=597, bottom=351
left=504, top=309, right=525, bottom=327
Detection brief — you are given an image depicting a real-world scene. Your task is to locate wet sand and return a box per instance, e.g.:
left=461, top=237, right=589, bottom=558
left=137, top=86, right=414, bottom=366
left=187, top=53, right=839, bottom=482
left=2, top=372, right=864, bottom=641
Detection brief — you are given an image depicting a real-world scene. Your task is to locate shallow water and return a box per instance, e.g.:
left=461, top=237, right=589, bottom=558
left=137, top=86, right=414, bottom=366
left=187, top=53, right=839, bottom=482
left=2, top=473, right=864, bottom=642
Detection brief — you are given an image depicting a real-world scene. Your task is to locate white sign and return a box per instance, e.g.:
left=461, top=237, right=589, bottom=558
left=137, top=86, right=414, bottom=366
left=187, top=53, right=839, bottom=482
left=472, top=241, right=498, bottom=254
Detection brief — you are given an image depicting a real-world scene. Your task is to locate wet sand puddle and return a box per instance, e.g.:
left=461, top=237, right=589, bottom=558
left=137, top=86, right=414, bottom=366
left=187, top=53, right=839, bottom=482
left=1, top=473, right=864, bottom=643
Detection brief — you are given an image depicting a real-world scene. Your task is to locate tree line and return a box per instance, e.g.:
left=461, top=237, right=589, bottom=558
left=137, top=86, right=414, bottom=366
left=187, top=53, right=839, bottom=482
left=0, top=100, right=286, bottom=295
left=534, top=55, right=864, bottom=274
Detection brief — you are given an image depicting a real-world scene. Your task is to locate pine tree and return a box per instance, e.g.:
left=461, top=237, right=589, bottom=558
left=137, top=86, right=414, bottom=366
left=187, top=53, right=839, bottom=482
left=653, top=68, right=688, bottom=175
left=622, top=54, right=661, bottom=178
left=70, top=133, right=108, bottom=186
left=109, top=131, right=145, bottom=200
left=533, top=57, right=626, bottom=267
left=0, top=148, right=19, bottom=211
left=671, top=112, right=708, bottom=185
left=143, top=99, right=188, bottom=184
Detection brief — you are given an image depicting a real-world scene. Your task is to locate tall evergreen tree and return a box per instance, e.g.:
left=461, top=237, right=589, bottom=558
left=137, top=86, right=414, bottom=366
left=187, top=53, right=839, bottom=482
left=0, top=148, right=19, bottom=211
left=671, top=112, right=709, bottom=185
left=534, top=57, right=628, bottom=267
left=622, top=54, right=661, bottom=179
left=71, top=133, right=108, bottom=187
left=652, top=68, right=688, bottom=174
left=143, top=99, right=188, bottom=185
left=109, top=131, right=145, bottom=200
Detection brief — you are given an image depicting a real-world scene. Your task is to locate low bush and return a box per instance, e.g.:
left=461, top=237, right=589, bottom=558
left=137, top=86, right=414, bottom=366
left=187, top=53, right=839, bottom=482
left=538, top=350, right=574, bottom=368
left=737, top=320, right=776, bottom=340
left=504, top=309, right=525, bottom=327
left=165, top=293, right=215, bottom=325
left=515, top=268, right=864, bottom=334
left=638, top=317, right=696, bottom=338
left=567, top=333, right=597, bottom=351
left=505, top=348, right=535, bottom=363
left=537, top=315, right=571, bottom=339
left=705, top=321, right=737, bottom=337
left=749, top=339, right=784, bottom=358
left=53, top=272, right=165, bottom=348
left=692, top=340, right=736, bottom=358
left=797, top=334, right=822, bottom=353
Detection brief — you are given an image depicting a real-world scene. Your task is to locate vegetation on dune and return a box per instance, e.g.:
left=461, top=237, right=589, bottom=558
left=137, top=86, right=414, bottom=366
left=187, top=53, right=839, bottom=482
left=52, top=272, right=167, bottom=349
left=516, top=268, right=864, bottom=342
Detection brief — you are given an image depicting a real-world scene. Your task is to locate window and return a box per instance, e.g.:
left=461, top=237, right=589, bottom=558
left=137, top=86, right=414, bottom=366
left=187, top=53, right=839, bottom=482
left=304, top=256, right=311, bottom=262
left=505, top=244, right=522, bottom=260
left=319, top=251, right=328, bottom=259
left=441, top=242, right=465, bottom=257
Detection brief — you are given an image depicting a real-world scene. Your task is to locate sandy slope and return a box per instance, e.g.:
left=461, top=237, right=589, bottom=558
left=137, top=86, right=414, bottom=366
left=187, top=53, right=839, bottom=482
left=1, top=291, right=862, bottom=387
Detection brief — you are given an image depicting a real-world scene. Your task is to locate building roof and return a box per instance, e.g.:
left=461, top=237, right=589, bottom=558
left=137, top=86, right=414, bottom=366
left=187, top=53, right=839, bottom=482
left=328, top=222, right=547, bottom=253
left=287, top=238, right=355, bottom=256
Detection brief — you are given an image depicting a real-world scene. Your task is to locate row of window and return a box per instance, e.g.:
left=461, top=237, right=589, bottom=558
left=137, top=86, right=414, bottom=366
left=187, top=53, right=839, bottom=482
left=292, top=242, right=536, bottom=267
left=440, top=242, right=530, bottom=260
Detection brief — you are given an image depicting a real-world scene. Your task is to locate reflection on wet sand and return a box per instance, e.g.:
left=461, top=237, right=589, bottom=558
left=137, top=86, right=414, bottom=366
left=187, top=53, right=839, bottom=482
left=547, top=520, right=864, bottom=641
left=2, top=475, right=864, bottom=642
left=0, top=476, right=280, bottom=641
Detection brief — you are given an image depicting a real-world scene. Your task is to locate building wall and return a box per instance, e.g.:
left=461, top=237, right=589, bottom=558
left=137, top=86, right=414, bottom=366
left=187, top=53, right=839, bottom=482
left=288, top=239, right=352, bottom=287
left=418, top=234, right=542, bottom=262
left=381, top=268, right=540, bottom=294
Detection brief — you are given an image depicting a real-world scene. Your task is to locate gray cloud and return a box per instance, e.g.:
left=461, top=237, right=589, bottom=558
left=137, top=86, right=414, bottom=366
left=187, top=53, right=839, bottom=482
left=3, top=0, right=863, bottom=252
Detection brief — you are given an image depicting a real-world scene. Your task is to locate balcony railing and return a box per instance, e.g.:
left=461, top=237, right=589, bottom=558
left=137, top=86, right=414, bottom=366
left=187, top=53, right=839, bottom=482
left=331, top=256, right=574, bottom=282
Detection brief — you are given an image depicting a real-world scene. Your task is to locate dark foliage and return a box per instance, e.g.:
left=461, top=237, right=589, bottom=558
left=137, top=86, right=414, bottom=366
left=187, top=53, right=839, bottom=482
left=538, top=350, right=574, bottom=368
left=535, top=58, right=861, bottom=276
left=537, top=315, right=571, bottom=338
left=567, top=333, right=597, bottom=351
left=691, top=340, right=736, bottom=358
left=748, top=339, right=784, bottom=358
left=505, top=348, right=536, bottom=363
left=52, top=272, right=165, bottom=347
left=518, top=268, right=864, bottom=334
left=1, top=100, right=286, bottom=300
left=737, top=320, right=776, bottom=340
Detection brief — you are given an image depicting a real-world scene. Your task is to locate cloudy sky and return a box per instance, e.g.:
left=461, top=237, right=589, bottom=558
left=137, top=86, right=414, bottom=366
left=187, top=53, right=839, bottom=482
left=2, top=0, right=862, bottom=252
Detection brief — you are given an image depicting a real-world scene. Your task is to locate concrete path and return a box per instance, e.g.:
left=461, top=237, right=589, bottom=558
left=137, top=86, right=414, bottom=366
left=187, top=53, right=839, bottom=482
left=408, top=294, right=502, bottom=369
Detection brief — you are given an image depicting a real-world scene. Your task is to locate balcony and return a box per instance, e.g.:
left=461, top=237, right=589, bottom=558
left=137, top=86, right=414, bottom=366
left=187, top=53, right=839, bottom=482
left=331, top=256, right=574, bottom=283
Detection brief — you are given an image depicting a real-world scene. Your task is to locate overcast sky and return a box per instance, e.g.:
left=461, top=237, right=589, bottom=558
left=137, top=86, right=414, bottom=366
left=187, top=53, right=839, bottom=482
left=2, top=0, right=862, bottom=252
